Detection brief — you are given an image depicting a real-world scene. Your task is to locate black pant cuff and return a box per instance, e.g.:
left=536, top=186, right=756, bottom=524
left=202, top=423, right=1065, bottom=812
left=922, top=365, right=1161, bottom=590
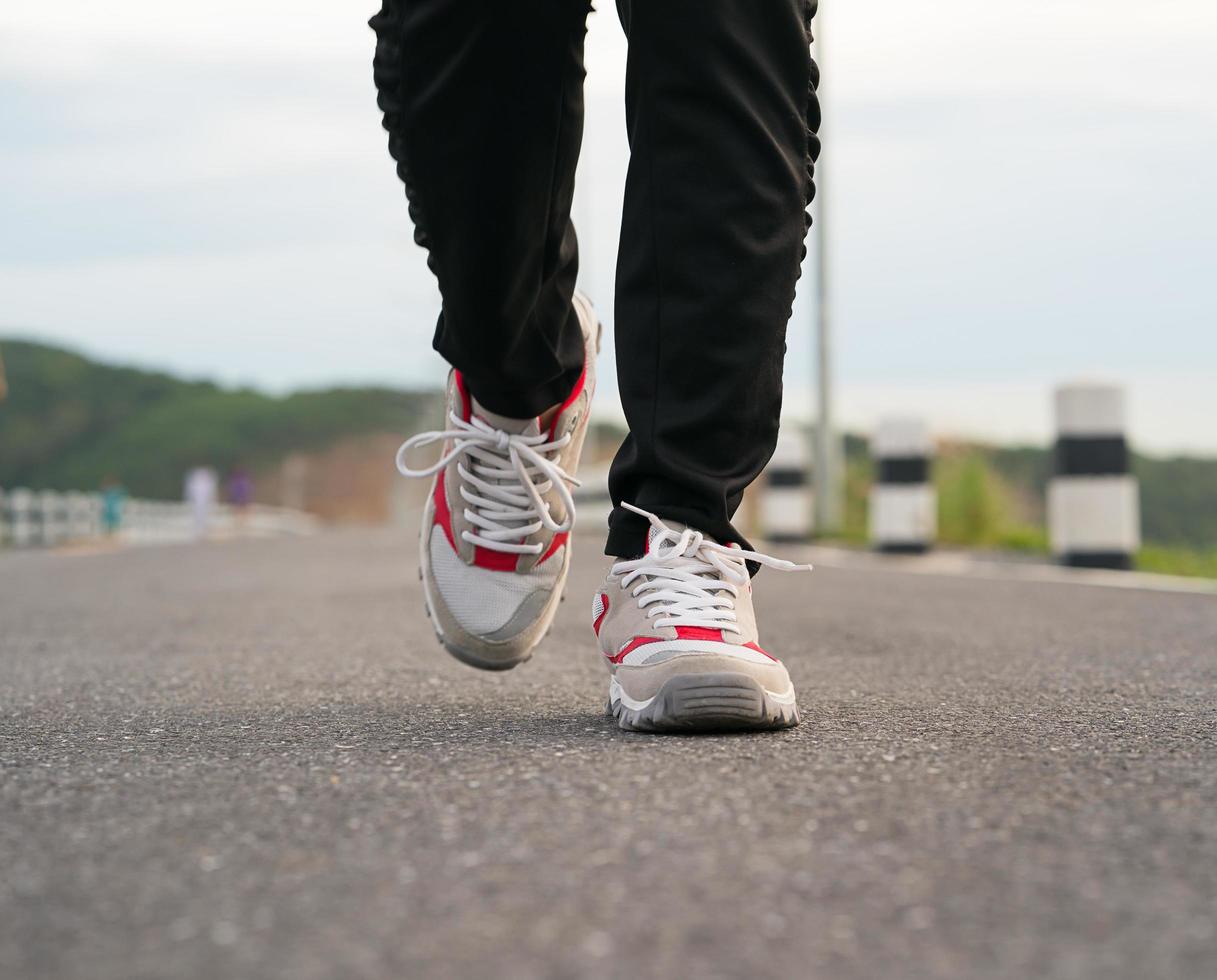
left=460, top=360, right=584, bottom=420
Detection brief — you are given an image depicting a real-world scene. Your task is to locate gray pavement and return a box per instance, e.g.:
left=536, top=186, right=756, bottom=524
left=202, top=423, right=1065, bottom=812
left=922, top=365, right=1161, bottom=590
left=2, top=529, right=1216, bottom=980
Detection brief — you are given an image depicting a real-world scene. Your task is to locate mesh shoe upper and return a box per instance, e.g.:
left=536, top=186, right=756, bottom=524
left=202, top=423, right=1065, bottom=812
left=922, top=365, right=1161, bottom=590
left=428, top=524, right=564, bottom=635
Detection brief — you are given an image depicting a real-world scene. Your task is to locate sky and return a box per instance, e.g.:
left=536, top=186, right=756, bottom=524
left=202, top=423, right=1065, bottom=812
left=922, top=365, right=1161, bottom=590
left=2, top=1, right=1215, bottom=452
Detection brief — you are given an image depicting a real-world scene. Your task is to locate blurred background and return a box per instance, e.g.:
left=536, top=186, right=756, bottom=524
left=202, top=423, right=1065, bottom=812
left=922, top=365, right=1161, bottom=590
left=2, top=0, right=1215, bottom=574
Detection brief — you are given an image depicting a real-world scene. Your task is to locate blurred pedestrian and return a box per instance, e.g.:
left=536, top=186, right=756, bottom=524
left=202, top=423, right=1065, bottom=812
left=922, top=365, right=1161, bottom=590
left=100, top=476, right=126, bottom=537
left=227, top=467, right=254, bottom=530
left=184, top=466, right=218, bottom=539
left=374, top=1, right=819, bottom=732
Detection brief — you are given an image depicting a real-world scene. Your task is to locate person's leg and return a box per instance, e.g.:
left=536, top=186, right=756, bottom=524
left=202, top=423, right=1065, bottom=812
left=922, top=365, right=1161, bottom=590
left=606, top=0, right=820, bottom=557
left=370, top=0, right=590, bottom=419
left=372, top=1, right=602, bottom=673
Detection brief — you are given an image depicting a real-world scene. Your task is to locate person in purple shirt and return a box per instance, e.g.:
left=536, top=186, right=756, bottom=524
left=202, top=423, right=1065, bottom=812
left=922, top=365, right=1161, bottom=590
left=227, top=467, right=254, bottom=528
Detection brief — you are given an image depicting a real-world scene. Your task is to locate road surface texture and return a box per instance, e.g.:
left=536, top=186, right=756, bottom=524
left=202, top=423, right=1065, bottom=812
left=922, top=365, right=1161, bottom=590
left=2, top=528, right=1216, bottom=980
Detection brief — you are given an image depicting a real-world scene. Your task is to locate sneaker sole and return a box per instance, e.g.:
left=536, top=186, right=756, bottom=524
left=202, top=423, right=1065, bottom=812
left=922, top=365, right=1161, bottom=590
left=608, top=672, right=800, bottom=733
left=441, top=638, right=536, bottom=672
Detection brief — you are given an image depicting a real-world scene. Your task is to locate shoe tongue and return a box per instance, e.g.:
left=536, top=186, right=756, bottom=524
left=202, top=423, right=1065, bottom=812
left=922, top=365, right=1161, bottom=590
left=645, top=522, right=679, bottom=555
left=471, top=399, right=540, bottom=436
left=646, top=519, right=724, bottom=556
left=466, top=399, right=544, bottom=542
left=644, top=522, right=739, bottom=597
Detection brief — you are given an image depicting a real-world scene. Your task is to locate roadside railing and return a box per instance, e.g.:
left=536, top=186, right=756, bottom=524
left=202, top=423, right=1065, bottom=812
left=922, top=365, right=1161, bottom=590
left=0, top=487, right=317, bottom=549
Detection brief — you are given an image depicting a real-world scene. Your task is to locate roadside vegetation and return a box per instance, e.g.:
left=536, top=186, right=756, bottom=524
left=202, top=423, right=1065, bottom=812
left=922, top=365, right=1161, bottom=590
left=835, top=435, right=1217, bottom=578
left=1, top=338, right=1213, bottom=578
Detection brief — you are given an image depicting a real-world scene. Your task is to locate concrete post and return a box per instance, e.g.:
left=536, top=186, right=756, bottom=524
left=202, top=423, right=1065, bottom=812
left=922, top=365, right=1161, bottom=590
left=1048, top=382, right=1139, bottom=569
left=870, top=417, right=936, bottom=554
left=762, top=428, right=814, bottom=542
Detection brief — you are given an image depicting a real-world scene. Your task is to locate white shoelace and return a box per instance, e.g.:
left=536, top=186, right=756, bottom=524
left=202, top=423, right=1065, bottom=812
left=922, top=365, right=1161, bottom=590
left=611, top=503, right=812, bottom=634
left=396, top=410, right=579, bottom=555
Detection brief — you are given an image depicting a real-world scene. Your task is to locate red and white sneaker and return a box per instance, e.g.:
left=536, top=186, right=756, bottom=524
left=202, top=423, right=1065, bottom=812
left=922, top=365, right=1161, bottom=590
left=397, top=292, right=600, bottom=670
left=592, top=504, right=811, bottom=732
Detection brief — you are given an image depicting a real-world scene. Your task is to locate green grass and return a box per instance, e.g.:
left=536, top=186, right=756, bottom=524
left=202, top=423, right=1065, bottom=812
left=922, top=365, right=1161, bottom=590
left=1136, top=546, right=1217, bottom=579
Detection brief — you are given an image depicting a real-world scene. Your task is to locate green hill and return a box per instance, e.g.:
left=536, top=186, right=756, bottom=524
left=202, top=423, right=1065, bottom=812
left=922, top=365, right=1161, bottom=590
left=0, top=339, right=441, bottom=499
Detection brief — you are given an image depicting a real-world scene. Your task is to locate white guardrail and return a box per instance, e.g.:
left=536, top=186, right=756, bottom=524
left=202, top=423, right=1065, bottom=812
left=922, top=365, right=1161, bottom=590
left=0, top=487, right=317, bottom=549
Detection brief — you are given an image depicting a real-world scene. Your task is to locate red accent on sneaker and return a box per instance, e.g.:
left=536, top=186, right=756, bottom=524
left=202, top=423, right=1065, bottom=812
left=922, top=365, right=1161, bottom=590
left=537, top=531, right=568, bottom=564
left=592, top=593, right=609, bottom=636
left=473, top=531, right=564, bottom=572
left=453, top=371, right=472, bottom=421
left=743, top=641, right=777, bottom=662
left=474, top=547, right=518, bottom=572
left=433, top=473, right=456, bottom=549
left=674, top=626, right=725, bottom=642
left=547, top=360, right=586, bottom=439
left=471, top=531, right=565, bottom=572
left=610, top=635, right=660, bottom=663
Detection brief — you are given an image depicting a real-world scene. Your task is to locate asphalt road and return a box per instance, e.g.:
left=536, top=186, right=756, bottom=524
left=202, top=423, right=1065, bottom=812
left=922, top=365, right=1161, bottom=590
left=2, top=529, right=1216, bottom=980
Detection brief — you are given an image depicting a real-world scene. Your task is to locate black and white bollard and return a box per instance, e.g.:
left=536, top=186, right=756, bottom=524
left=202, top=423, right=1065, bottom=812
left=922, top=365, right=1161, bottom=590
left=870, top=417, right=936, bottom=553
left=761, top=428, right=813, bottom=542
left=1049, top=382, right=1139, bottom=569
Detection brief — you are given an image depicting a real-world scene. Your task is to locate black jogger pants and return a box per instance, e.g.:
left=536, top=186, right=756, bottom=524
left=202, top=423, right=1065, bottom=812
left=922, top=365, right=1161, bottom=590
left=370, top=0, right=820, bottom=557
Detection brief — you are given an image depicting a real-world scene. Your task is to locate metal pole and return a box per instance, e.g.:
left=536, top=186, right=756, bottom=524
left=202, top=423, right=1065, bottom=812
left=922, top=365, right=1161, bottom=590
left=812, top=3, right=841, bottom=534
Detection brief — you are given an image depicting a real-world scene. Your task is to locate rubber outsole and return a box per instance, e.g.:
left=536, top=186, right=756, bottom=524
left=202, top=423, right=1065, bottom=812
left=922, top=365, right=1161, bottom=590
left=441, top=639, right=532, bottom=672
left=608, top=672, right=799, bottom=733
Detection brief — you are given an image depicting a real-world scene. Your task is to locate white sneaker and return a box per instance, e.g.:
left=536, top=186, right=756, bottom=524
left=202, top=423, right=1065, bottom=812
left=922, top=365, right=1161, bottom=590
left=593, top=504, right=810, bottom=732
left=397, top=292, right=600, bottom=670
